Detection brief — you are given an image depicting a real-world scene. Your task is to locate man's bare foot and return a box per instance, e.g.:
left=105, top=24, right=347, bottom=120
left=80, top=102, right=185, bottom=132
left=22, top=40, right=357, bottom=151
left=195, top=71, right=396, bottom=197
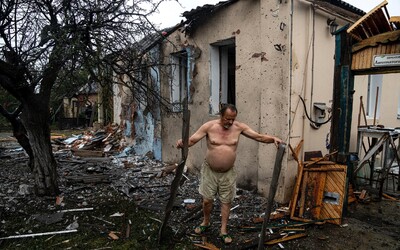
left=220, top=234, right=232, bottom=244
left=194, top=224, right=210, bottom=234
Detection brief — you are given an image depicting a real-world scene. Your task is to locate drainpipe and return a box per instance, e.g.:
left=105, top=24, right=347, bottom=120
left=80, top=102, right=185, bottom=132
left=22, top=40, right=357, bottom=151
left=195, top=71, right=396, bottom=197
left=289, top=0, right=294, bottom=139
left=310, top=6, right=315, bottom=118
left=185, top=47, right=193, bottom=103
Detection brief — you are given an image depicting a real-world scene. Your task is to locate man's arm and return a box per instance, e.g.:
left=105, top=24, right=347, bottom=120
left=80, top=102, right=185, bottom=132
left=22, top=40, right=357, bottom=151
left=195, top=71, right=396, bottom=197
left=176, top=122, right=210, bottom=148
left=240, top=123, right=283, bottom=147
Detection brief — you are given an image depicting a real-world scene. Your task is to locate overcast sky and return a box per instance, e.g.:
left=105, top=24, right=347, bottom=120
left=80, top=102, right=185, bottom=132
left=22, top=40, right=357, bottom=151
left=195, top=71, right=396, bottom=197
left=149, top=0, right=400, bottom=28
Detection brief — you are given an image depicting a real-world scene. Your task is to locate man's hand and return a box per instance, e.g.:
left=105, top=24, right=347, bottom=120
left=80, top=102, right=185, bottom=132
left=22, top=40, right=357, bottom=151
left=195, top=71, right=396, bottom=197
left=273, top=137, right=284, bottom=147
left=176, top=139, right=183, bottom=148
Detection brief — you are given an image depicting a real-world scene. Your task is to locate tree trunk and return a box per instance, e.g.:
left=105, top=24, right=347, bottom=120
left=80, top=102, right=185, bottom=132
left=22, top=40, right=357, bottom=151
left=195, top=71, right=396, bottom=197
left=21, top=101, right=59, bottom=196
left=0, top=105, right=34, bottom=170
left=12, top=117, right=34, bottom=171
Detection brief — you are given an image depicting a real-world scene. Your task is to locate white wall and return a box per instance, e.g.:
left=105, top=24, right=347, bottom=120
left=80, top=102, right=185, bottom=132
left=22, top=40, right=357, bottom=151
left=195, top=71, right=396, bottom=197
left=350, top=73, right=400, bottom=153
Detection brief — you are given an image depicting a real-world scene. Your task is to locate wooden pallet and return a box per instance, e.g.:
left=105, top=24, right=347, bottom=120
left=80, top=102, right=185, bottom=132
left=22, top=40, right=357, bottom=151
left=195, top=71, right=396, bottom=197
left=290, top=162, right=347, bottom=225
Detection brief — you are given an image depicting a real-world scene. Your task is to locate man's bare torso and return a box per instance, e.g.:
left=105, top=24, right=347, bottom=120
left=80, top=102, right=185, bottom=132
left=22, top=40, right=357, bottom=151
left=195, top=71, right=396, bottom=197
left=205, top=120, right=243, bottom=172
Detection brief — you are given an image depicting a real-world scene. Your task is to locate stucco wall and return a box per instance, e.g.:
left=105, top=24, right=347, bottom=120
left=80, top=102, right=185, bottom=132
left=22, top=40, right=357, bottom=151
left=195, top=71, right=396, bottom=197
left=256, top=0, right=290, bottom=201
left=290, top=1, right=349, bottom=159
left=160, top=0, right=369, bottom=203
left=161, top=0, right=291, bottom=201
left=350, top=73, right=400, bottom=153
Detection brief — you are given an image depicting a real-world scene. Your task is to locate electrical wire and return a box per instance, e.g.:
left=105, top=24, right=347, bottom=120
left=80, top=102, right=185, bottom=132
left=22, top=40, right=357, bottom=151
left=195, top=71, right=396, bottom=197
left=299, top=95, right=332, bottom=127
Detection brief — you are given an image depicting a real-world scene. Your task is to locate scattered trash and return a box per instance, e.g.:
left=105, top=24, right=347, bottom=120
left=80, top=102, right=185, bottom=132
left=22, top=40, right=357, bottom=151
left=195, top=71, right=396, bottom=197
left=18, top=184, right=33, bottom=195
left=110, top=212, right=124, bottom=217
left=66, top=221, right=79, bottom=230
left=108, top=231, right=120, bottom=240
left=184, top=199, right=195, bottom=204
left=0, top=229, right=78, bottom=240
left=0, top=128, right=398, bottom=248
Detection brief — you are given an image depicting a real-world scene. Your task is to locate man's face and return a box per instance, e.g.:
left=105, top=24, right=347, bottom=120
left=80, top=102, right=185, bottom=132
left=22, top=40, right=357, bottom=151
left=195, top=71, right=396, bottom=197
left=221, top=108, right=237, bottom=129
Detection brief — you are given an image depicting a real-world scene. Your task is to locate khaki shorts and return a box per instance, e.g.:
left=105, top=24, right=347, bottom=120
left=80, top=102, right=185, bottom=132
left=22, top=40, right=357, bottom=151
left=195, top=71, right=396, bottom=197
left=198, top=161, right=237, bottom=204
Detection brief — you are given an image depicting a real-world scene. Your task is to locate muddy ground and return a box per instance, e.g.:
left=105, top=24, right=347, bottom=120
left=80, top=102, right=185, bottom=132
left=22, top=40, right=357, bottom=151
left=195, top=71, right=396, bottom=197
left=0, top=132, right=399, bottom=250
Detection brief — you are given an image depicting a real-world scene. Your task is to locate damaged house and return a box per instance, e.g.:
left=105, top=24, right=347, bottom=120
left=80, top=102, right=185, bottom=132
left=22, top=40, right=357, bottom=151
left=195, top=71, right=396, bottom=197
left=113, top=0, right=400, bottom=205
left=61, top=82, right=99, bottom=129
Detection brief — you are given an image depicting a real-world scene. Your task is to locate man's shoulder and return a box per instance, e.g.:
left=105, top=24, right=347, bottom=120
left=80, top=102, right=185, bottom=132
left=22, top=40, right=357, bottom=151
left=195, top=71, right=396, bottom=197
left=233, top=121, right=250, bottom=131
left=203, top=119, right=219, bottom=127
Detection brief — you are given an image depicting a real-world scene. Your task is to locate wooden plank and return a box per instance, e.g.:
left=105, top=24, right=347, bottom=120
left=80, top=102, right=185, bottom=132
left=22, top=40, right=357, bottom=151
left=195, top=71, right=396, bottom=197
left=347, top=0, right=388, bottom=34
left=303, top=161, right=337, bottom=165
left=292, top=164, right=348, bottom=225
left=352, top=50, right=359, bottom=70
left=366, top=49, right=371, bottom=69
left=369, top=47, right=375, bottom=68
left=265, top=233, right=307, bottom=245
left=294, top=140, right=303, bottom=161
left=377, top=44, right=384, bottom=55
left=375, top=9, right=392, bottom=32
left=289, top=144, right=299, bottom=163
left=312, top=172, right=326, bottom=219
left=390, top=16, right=400, bottom=23
left=324, top=172, right=343, bottom=191
left=357, top=49, right=364, bottom=70
left=362, top=49, right=367, bottom=70
left=368, top=16, right=381, bottom=35
left=72, top=149, right=104, bottom=157
left=304, top=167, right=345, bottom=172
left=289, top=216, right=313, bottom=223
left=352, top=30, right=400, bottom=53
left=290, top=162, right=304, bottom=219
left=258, top=143, right=286, bottom=249
left=366, top=45, right=373, bottom=69
left=298, top=171, right=309, bottom=217
left=319, top=165, right=347, bottom=225
left=304, top=151, right=337, bottom=167
left=353, top=51, right=360, bottom=70
left=320, top=206, right=341, bottom=224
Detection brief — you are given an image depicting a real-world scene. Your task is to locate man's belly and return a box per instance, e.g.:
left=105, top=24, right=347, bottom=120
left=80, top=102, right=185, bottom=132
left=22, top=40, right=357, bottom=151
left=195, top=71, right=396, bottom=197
left=205, top=148, right=236, bottom=172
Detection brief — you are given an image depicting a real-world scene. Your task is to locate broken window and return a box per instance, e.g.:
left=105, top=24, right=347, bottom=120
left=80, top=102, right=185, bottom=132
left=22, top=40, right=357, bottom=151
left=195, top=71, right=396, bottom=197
left=210, top=39, right=236, bottom=115
left=366, top=74, right=382, bottom=119
left=170, top=51, right=188, bottom=112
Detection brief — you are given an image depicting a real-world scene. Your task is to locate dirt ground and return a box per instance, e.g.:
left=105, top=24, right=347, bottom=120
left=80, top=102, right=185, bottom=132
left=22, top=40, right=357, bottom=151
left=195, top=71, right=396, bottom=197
left=0, top=132, right=399, bottom=250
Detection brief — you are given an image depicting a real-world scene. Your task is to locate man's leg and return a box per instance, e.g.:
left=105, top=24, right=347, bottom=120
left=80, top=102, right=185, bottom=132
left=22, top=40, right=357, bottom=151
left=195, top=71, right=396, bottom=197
left=195, top=197, right=213, bottom=234
left=220, top=202, right=231, bottom=235
left=202, top=198, right=213, bottom=225
left=220, top=202, right=233, bottom=243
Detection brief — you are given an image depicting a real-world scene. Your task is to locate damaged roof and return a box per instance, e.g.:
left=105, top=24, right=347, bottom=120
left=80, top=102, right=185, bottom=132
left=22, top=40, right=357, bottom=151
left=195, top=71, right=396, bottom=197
left=320, top=0, right=365, bottom=16
left=182, top=0, right=239, bottom=34
left=347, top=0, right=398, bottom=42
left=301, top=0, right=365, bottom=22
left=181, top=0, right=365, bottom=35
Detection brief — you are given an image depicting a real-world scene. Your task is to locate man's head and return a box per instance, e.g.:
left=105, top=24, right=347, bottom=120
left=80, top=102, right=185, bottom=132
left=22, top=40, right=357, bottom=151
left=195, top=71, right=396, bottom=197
left=219, top=104, right=237, bottom=129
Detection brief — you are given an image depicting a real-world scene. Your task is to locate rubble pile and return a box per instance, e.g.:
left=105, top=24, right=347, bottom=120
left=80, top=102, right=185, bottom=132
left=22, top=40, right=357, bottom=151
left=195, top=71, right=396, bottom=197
left=0, top=131, right=399, bottom=249
left=52, top=124, right=125, bottom=156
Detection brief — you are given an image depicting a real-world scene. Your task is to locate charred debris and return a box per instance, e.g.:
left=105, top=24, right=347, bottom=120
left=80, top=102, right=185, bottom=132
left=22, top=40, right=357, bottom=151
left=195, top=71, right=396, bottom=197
left=0, top=125, right=399, bottom=249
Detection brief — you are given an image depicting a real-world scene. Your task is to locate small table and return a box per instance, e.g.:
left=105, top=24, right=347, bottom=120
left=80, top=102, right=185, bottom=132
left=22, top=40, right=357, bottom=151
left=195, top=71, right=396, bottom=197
left=355, top=126, right=400, bottom=196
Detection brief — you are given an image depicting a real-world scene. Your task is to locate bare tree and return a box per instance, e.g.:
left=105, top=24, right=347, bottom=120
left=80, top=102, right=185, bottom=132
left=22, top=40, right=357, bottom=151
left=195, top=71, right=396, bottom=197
left=0, top=0, right=172, bottom=196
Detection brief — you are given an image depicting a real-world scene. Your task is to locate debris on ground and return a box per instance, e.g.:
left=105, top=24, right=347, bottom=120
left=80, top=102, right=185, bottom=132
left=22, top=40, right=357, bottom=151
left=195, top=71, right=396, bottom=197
left=0, top=130, right=399, bottom=249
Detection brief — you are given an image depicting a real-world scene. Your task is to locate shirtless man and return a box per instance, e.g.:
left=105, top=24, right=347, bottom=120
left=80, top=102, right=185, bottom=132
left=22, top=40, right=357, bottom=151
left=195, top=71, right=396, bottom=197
left=176, top=104, right=282, bottom=244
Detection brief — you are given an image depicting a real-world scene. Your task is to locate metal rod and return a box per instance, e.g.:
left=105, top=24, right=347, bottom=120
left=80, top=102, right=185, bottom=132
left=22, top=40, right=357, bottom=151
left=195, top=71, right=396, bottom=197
left=0, top=229, right=78, bottom=240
